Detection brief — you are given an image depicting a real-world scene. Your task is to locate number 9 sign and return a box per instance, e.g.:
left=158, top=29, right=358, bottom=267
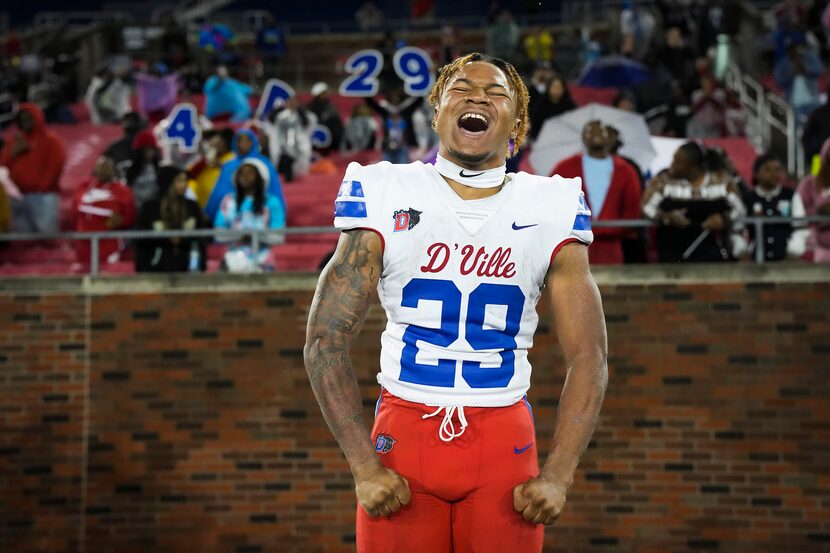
left=393, top=47, right=434, bottom=96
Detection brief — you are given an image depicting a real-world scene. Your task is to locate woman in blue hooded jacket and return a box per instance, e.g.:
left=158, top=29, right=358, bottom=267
left=204, top=128, right=286, bottom=220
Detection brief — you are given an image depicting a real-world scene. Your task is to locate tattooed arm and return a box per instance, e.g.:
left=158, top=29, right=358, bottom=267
left=304, top=229, right=410, bottom=517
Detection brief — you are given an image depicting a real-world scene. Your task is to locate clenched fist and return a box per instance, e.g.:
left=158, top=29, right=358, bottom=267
left=355, top=465, right=411, bottom=518
left=513, top=476, right=567, bottom=525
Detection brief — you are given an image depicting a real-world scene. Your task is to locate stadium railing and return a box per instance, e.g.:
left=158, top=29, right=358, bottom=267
left=0, top=217, right=827, bottom=275
left=725, top=58, right=806, bottom=179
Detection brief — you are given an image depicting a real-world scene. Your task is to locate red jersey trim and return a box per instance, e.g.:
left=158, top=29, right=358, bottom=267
left=353, top=226, right=385, bottom=256
left=550, top=237, right=589, bottom=266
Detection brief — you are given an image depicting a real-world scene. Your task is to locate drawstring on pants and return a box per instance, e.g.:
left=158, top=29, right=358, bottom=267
left=422, top=405, right=468, bottom=442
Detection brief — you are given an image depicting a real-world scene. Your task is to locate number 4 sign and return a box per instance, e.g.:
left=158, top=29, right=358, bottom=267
left=163, top=104, right=201, bottom=153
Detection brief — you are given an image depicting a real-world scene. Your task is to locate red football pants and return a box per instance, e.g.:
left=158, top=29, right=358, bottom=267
left=356, top=390, right=544, bottom=553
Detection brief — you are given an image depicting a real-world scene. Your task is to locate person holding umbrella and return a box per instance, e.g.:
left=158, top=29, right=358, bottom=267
left=552, top=120, right=641, bottom=264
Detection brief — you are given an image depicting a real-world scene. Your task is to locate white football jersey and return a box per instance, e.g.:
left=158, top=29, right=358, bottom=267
left=334, top=161, right=592, bottom=407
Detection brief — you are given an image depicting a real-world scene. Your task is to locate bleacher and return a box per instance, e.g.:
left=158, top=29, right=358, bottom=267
left=0, top=80, right=635, bottom=275
left=0, top=0, right=791, bottom=275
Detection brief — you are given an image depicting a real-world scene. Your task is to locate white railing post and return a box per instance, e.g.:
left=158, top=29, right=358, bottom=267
left=754, top=219, right=765, bottom=265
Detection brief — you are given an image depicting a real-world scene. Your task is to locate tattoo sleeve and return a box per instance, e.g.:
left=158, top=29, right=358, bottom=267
left=304, top=229, right=383, bottom=479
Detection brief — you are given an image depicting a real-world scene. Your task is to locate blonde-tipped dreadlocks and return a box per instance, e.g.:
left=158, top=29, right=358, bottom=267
left=427, top=52, right=530, bottom=158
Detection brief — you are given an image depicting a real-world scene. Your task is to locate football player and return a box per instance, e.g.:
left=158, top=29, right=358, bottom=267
left=305, top=52, right=608, bottom=553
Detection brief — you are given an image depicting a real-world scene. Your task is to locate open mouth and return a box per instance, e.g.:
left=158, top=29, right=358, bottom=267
left=457, top=112, right=490, bottom=134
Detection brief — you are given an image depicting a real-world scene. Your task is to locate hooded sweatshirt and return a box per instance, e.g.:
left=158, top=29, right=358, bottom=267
left=72, top=176, right=136, bottom=264
left=203, top=128, right=285, bottom=220
left=214, top=157, right=286, bottom=243
left=0, top=103, right=66, bottom=194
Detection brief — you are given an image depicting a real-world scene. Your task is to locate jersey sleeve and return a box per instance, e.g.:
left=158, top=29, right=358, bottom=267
left=568, top=190, right=594, bottom=246
left=333, top=162, right=382, bottom=231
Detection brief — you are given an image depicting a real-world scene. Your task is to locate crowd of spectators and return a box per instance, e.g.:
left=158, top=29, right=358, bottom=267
left=0, top=1, right=828, bottom=273
left=486, top=0, right=830, bottom=265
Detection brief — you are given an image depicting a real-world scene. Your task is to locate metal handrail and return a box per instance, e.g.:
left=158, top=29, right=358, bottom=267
left=766, top=93, right=798, bottom=175
left=0, top=217, right=827, bottom=275
left=726, top=62, right=804, bottom=178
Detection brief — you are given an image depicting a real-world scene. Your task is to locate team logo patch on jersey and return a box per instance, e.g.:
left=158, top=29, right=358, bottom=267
left=374, top=434, right=396, bottom=454
left=393, top=208, right=422, bottom=232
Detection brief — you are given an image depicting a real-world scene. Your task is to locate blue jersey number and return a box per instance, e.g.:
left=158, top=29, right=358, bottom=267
left=399, top=279, right=525, bottom=389
left=393, top=47, right=434, bottom=97
left=339, top=50, right=383, bottom=97
left=164, top=104, right=200, bottom=153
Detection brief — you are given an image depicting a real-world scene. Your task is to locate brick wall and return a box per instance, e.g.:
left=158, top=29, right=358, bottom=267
left=0, top=271, right=828, bottom=553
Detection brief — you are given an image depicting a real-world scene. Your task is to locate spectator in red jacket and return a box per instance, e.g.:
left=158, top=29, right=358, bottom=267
left=0, top=103, right=66, bottom=233
left=551, top=120, right=642, bottom=264
left=72, top=155, right=136, bottom=265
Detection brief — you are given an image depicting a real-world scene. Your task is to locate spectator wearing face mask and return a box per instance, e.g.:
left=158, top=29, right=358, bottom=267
left=0, top=103, right=66, bottom=233
left=72, top=155, right=136, bottom=265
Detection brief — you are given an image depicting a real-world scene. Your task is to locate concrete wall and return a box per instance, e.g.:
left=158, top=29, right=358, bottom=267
left=0, top=265, right=828, bottom=553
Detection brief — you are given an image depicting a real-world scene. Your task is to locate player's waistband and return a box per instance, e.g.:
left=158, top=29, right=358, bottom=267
left=376, top=388, right=531, bottom=417
left=377, top=388, right=534, bottom=443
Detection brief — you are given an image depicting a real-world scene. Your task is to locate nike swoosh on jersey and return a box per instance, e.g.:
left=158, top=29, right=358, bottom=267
left=459, top=170, right=485, bottom=178
left=514, top=443, right=533, bottom=454
left=512, top=222, right=538, bottom=230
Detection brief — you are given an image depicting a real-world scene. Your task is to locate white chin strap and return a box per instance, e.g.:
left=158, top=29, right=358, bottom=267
left=434, top=154, right=506, bottom=189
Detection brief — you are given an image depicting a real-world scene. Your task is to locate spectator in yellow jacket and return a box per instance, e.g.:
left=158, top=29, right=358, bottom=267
left=188, top=128, right=236, bottom=209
